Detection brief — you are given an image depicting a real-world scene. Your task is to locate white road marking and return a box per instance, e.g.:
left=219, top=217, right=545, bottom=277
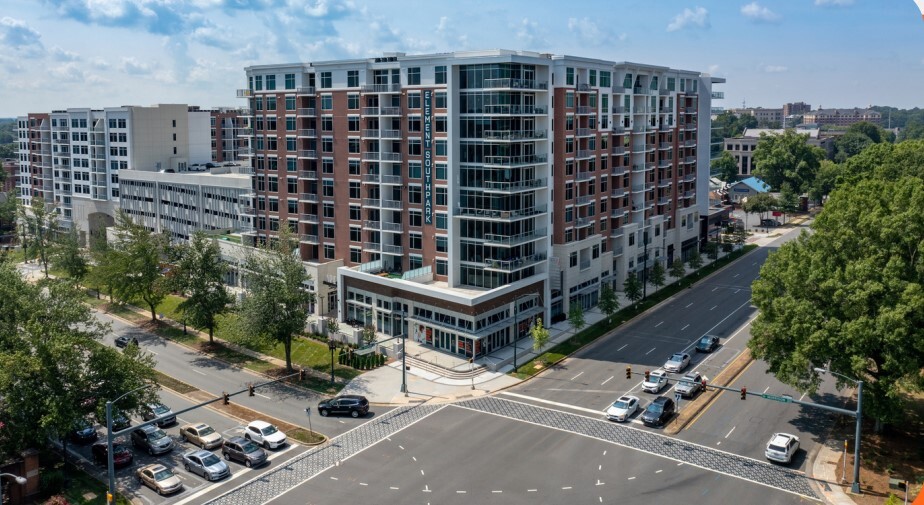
left=398, top=445, right=405, bottom=450
left=498, top=392, right=605, bottom=416
left=601, top=376, right=614, bottom=386
left=655, top=321, right=663, bottom=328
left=710, top=305, right=718, bottom=311
left=717, top=441, right=722, bottom=445
left=256, top=393, right=271, bottom=400
left=735, top=289, right=741, bottom=294
left=571, top=371, right=584, bottom=381
left=600, top=497, right=603, bottom=503
left=420, top=469, right=425, bottom=476
left=528, top=489, right=537, bottom=492
left=617, top=344, right=628, bottom=352
left=725, top=426, right=736, bottom=438
left=492, top=490, right=502, bottom=493
left=390, top=486, right=399, bottom=490
left=193, top=369, right=207, bottom=375
left=596, top=480, right=605, bottom=485
left=628, top=476, right=636, bottom=480
left=645, top=347, right=656, bottom=355
left=423, top=485, right=430, bottom=492
left=360, top=483, right=368, bottom=486
left=763, top=386, right=770, bottom=394
left=330, top=477, right=338, bottom=480
left=412, top=456, right=417, bottom=461
left=681, top=324, right=690, bottom=331
left=656, top=469, right=663, bottom=473
left=562, top=486, right=572, bottom=490
left=685, top=302, right=694, bottom=308
left=456, top=490, right=466, bottom=494
left=678, top=462, right=684, bottom=466
left=598, top=464, right=602, bottom=471
left=603, top=450, right=607, bottom=456
left=800, top=393, right=807, bottom=401
left=733, top=273, right=740, bottom=278
left=712, top=287, right=719, bottom=292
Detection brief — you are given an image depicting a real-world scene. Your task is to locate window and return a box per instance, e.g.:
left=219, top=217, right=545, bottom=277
left=407, top=92, right=421, bottom=109
left=348, top=70, right=359, bottom=88
left=435, top=116, right=447, bottom=132
left=435, top=140, right=447, bottom=156
left=268, top=177, right=279, bottom=192
left=324, top=225, right=335, bottom=239
left=436, top=213, right=447, bottom=230
left=409, top=233, right=422, bottom=250
left=324, top=244, right=335, bottom=259
left=600, top=71, right=611, bottom=88
left=322, top=180, right=334, bottom=197
left=408, top=117, right=421, bottom=132
left=348, top=94, right=359, bottom=109
left=570, top=252, right=578, bottom=268
left=287, top=177, right=297, bottom=193
left=254, top=75, right=263, bottom=91
left=408, top=186, right=422, bottom=204
left=349, top=205, right=361, bottom=220
left=285, top=96, right=296, bottom=110
left=287, top=199, right=298, bottom=214
left=269, top=198, right=279, bottom=212
left=435, top=65, right=447, bottom=84
left=408, top=139, right=422, bottom=156
left=321, top=95, right=333, bottom=110
left=589, top=69, right=597, bottom=86
left=348, top=138, right=360, bottom=153
left=285, top=73, right=295, bottom=89
left=667, top=77, right=676, bottom=91
left=350, top=247, right=362, bottom=263
left=435, top=187, right=447, bottom=206
left=286, top=137, right=296, bottom=151
left=409, top=210, right=422, bottom=227
left=266, top=96, right=276, bottom=111
left=322, top=159, right=334, bottom=174
left=320, top=72, right=332, bottom=89
left=349, top=159, right=360, bottom=175
left=350, top=226, right=361, bottom=242
left=286, top=117, right=296, bottom=131
left=623, top=73, right=633, bottom=89
left=322, top=116, right=333, bottom=131
left=435, top=92, right=447, bottom=108
left=409, top=255, right=423, bottom=270
left=435, top=162, right=447, bottom=180
left=349, top=181, right=360, bottom=198
left=565, top=92, right=574, bottom=108
left=436, top=259, right=448, bottom=276
left=436, top=236, right=447, bottom=252
left=566, top=67, right=574, bottom=86
left=266, top=74, right=276, bottom=91
left=323, top=203, right=334, bottom=218
left=322, top=137, right=333, bottom=152
left=407, top=67, right=420, bottom=85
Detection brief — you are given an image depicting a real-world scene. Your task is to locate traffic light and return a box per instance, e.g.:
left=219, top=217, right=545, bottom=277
left=625, top=366, right=632, bottom=379
left=248, top=384, right=255, bottom=397
left=644, top=370, right=650, bottom=382
left=299, top=368, right=306, bottom=381
left=740, top=387, right=747, bottom=400
left=222, top=392, right=230, bottom=405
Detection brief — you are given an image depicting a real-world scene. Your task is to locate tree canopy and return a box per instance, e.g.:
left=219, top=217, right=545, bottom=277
left=108, top=212, right=171, bottom=320
left=711, top=151, right=739, bottom=184
left=749, top=148, right=924, bottom=428
left=752, top=130, right=826, bottom=192
left=173, top=232, right=233, bottom=342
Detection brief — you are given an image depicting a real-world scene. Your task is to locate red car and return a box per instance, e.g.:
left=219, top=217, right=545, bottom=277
left=92, top=441, right=134, bottom=468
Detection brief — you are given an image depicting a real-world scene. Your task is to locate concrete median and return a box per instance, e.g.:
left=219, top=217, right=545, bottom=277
left=664, top=348, right=754, bottom=435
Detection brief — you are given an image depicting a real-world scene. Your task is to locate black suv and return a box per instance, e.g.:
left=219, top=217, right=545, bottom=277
left=641, top=397, right=675, bottom=427
left=222, top=436, right=267, bottom=468
left=131, top=425, right=174, bottom=455
left=317, top=395, right=369, bottom=418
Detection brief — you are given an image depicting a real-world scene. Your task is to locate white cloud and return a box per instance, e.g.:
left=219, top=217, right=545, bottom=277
left=667, top=7, right=709, bottom=32
left=815, top=0, right=854, bottom=6
left=568, top=17, right=627, bottom=46
left=49, top=61, right=109, bottom=84
left=120, top=56, right=154, bottom=75
left=50, top=46, right=80, bottom=62
left=762, top=65, right=788, bottom=73
left=515, top=18, right=548, bottom=48
left=741, top=2, right=781, bottom=22
left=708, top=64, right=721, bottom=75
left=0, top=16, right=44, bottom=54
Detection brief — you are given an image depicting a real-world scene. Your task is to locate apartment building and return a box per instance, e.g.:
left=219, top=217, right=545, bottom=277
left=727, top=107, right=783, bottom=127
left=14, top=105, right=247, bottom=239
left=239, top=50, right=716, bottom=361
left=802, top=108, right=881, bottom=127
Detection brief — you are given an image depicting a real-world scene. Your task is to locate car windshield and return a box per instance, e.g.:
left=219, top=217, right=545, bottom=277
left=670, top=354, right=683, bottom=362
left=241, top=441, right=260, bottom=453
left=260, top=425, right=278, bottom=436
left=201, top=454, right=221, bottom=466
left=153, top=405, right=170, bottom=415
left=648, top=372, right=664, bottom=381
left=113, top=445, right=130, bottom=455
left=769, top=444, right=787, bottom=453
left=700, top=337, right=712, bottom=344
left=647, top=404, right=663, bottom=413
left=153, top=469, right=174, bottom=481
left=148, top=429, right=168, bottom=440
left=614, top=400, right=629, bottom=409
left=198, top=426, right=215, bottom=436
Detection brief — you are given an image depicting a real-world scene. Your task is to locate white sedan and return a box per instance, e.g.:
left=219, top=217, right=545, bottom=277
left=605, top=395, right=640, bottom=422
left=663, top=352, right=691, bottom=373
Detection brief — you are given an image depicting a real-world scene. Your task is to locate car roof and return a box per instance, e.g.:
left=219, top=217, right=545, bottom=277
left=248, top=420, right=272, bottom=429
left=144, top=463, right=167, bottom=472
left=185, top=449, right=212, bottom=458
left=338, top=394, right=367, bottom=400
left=226, top=436, right=247, bottom=444
left=670, top=352, right=687, bottom=358
left=617, top=395, right=636, bottom=402
left=652, top=396, right=671, bottom=405
left=682, top=372, right=701, bottom=379
left=650, top=368, right=667, bottom=376
left=771, top=433, right=796, bottom=443
left=137, top=424, right=159, bottom=432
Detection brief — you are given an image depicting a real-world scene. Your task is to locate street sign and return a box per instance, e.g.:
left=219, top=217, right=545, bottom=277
left=761, top=393, right=792, bottom=403
left=674, top=392, right=682, bottom=403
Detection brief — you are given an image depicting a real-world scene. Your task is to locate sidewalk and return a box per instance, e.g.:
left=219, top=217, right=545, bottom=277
left=812, top=439, right=859, bottom=505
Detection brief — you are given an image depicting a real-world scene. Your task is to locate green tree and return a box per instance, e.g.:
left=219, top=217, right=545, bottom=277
left=846, top=121, right=883, bottom=144
left=704, top=241, right=719, bottom=261
left=239, top=229, right=314, bottom=372
left=108, top=212, right=170, bottom=321
left=687, top=250, right=703, bottom=270
left=898, top=120, right=924, bottom=142
left=670, top=258, right=686, bottom=280
left=568, top=302, right=585, bottom=334
left=752, top=129, right=826, bottom=192
left=173, top=232, right=233, bottom=343
left=649, top=261, right=666, bottom=289
left=18, top=198, right=59, bottom=278
left=361, top=324, right=377, bottom=347
left=833, top=130, right=874, bottom=163
left=0, top=261, right=158, bottom=457
left=778, top=182, right=800, bottom=218
left=742, top=192, right=778, bottom=221
left=750, top=175, right=924, bottom=430
left=49, top=226, right=88, bottom=282
left=530, top=317, right=550, bottom=355
left=711, top=151, right=739, bottom=184
left=325, top=317, right=340, bottom=337
left=807, top=159, right=841, bottom=205
left=598, top=283, right=619, bottom=323
left=623, top=275, right=642, bottom=306
left=0, top=193, right=17, bottom=230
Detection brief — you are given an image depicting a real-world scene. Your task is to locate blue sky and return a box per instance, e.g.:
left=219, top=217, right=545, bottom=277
left=0, top=0, right=922, bottom=117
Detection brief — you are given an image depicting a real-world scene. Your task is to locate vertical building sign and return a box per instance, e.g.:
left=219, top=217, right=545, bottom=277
left=423, top=90, right=433, bottom=225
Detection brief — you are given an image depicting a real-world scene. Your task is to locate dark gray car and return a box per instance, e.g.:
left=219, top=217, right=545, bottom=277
left=131, top=425, right=174, bottom=455
left=222, top=436, right=267, bottom=468
left=641, top=397, right=675, bottom=427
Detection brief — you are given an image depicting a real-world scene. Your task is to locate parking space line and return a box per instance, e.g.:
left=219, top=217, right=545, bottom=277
left=645, top=347, right=656, bottom=355
left=617, top=344, right=628, bottom=352
left=571, top=371, right=584, bottom=381
left=601, top=376, right=614, bottom=386
left=681, top=324, right=690, bottom=331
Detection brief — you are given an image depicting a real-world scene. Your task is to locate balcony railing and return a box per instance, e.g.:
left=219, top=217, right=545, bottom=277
left=576, top=106, right=593, bottom=115
left=298, top=150, right=317, bottom=159
left=683, top=173, right=696, bottom=182
left=361, top=83, right=401, bottom=93
left=483, top=78, right=548, bottom=90
left=575, top=170, right=595, bottom=182
left=575, top=195, right=594, bottom=206
left=380, top=107, right=402, bottom=115
left=658, top=196, right=672, bottom=205
left=362, top=198, right=381, bottom=207
left=611, top=166, right=628, bottom=177
left=301, top=214, right=319, bottom=223
left=299, top=170, right=318, bottom=179
left=483, top=252, right=547, bottom=272
left=479, top=105, right=546, bottom=115
left=380, top=174, right=403, bottom=185
left=611, top=187, right=626, bottom=198
left=611, top=147, right=626, bottom=155
left=298, top=129, right=317, bottom=137
left=684, top=190, right=696, bottom=199
left=481, top=177, right=546, bottom=193
left=612, top=106, right=626, bottom=114
left=236, top=89, right=252, bottom=98
left=300, top=234, right=319, bottom=244
left=482, top=228, right=547, bottom=247
left=658, top=179, right=672, bottom=188
left=659, top=142, right=672, bottom=150
left=381, top=244, right=404, bottom=255
left=381, top=199, right=403, bottom=210
left=574, top=217, right=593, bottom=228
left=483, top=129, right=548, bottom=141
left=456, top=205, right=547, bottom=219
left=297, top=108, right=316, bottom=116
left=296, top=86, right=316, bottom=95
left=362, top=173, right=380, bottom=183
left=684, top=156, right=696, bottom=164
left=380, top=221, right=403, bottom=232
left=363, top=220, right=380, bottom=229
left=363, top=241, right=382, bottom=251
left=299, top=193, right=319, bottom=203
left=612, top=126, right=626, bottom=134
left=483, top=154, right=547, bottom=167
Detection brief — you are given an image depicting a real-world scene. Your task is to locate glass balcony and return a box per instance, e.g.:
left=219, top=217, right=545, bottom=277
left=456, top=205, right=547, bottom=220
left=481, top=78, right=548, bottom=90
left=482, top=227, right=547, bottom=247
left=300, top=214, right=319, bottom=224
left=576, top=106, right=593, bottom=115
left=380, top=244, right=404, bottom=255
left=297, top=108, right=316, bottom=116
left=297, top=129, right=317, bottom=138
left=479, top=105, right=547, bottom=115
left=299, top=193, right=319, bottom=203
left=299, top=170, right=318, bottom=179
left=296, top=86, right=316, bottom=95
left=483, top=252, right=547, bottom=272
left=361, top=83, right=401, bottom=93
left=483, top=130, right=548, bottom=141
left=300, top=234, right=319, bottom=244
left=481, top=177, right=546, bottom=193
left=611, top=187, right=626, bottom=198
left=380, top=222, right=403, bottom=233
left=298, top=150, right=317, bottom=159
left=483, top=154, right=547, bottom=167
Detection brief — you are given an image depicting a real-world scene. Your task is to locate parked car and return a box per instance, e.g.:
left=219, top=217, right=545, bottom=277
left=760, top=218, right=782, bottom=227
left=108, top=411, right=131, bottom=432
left=641, top=397, right=675, bottom=427
left=695, top=335, right=720, bottom=353
left=222, top=436, right=268, bottom=468
left=69, top=418, right=98, bottom=444
left=136, top=464, right=183, bottom=495
left=114, top=335, right=138, bottom=348
left=142, top=403, right=176, bottom=427
left=182, top=449, right=231, bottom=481
left=91, top=441, right=133, bottom=468
left=180, top=423, right=224, bottom=450
left=642, top=369, right=669, bottom=394
left=765, top=433, right=800, bottom=464
left=675, top=371, right=704, bottom=398
left=244, top=420, right=287, bottom=449
left=131, top=425, right=174, bottom=455
left=605, top=395, right=639, bottom=422
left=663, top=352, right=691, bottom=373
left=317, top=395, right=370, bottom=418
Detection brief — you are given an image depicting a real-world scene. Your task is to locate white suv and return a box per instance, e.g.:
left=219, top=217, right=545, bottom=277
left=244, top=421, right=287, bottom=450
left=642, top=369, right=669, bottom=393
left=765, top=433, right=800, bottom=464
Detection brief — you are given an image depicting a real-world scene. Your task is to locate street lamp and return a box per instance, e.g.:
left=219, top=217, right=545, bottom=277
left=1, top=472, right=27, bottom=504
left=512, top=293, right=539, bottom=371
left=106, top=384, right=152, bottom=504
left=396, top=311, right=408, bottom=397
left=328, top=339, right=337, bottom=385
left=814, top=366, right=864, bottom=494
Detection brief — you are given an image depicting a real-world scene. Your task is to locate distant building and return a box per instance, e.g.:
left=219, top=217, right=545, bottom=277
left=727, top=107, right=783, bottom=126
left=726, top=176, right=770, bottom=202
left=2, top=158, right=15, bottom=194
left=802, top=108, right=881, bottom=127
left=724, top=128, right=833, bottom=177
left=14, top=104, right=248, bottom=241
left=783, top=102, right=811, bottom=117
